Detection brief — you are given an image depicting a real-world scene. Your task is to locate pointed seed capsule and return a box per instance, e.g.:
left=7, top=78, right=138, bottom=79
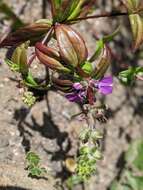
left=35, top=42, right=70, bottom=73
left=55, top=24, right=88, bottom=67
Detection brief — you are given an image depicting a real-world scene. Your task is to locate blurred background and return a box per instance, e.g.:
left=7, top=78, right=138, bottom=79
left=0, top=0, right=143, bottom=190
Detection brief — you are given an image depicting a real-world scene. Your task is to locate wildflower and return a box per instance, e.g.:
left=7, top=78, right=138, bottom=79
left=65, top=85, right=86, bottom=102
left=91, top=76, right=113, bottom=95
left=65, top=76, right=113, bottom=103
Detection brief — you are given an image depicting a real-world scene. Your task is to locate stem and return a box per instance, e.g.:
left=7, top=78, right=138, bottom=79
left=66, top=11, right=137, bottom=23
left=68, top=12, right=128, bottom=22
left=42, top=0, right=47, bottom=18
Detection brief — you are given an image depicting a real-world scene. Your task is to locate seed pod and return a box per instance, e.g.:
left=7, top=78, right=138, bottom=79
left=35, top=42, right=60, bottom=60
left=92, top=45, right=111, bottom=79
left=0, top=22, right=52, bottom=47
left=35, top=43, right=70, bottom=73
left=55, top=24, right=88, bottom=67
left=11, top=42, right=29, bottom=75
left=122, top=0, right=143, bottom=12
left=52, top=77, right=73, bottom=92
left=129, top=14, right=143, bottom=50
left=122, top=0, right=143, bottom=50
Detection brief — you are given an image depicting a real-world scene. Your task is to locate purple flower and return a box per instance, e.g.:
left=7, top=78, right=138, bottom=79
left=92, top=76, right=113, bottom=95
left=73, top=82, right=83, bottom=90
left=65, top=76, right=113, bottom=103
left=65, top=83, right=86, bottom=102
left=65, top=91, right=86, bottom=102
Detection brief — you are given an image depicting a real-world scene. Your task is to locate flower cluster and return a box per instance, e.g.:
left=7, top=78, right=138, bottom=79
left=66, top=76, right=113, bottom=103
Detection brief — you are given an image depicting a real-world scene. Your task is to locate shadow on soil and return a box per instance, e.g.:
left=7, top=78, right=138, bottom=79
left=13, top=93, right=72, bottom=181
left=0, top=186, right=30, bottom=190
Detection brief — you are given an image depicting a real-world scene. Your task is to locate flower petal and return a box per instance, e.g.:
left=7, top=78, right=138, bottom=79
left=99, top=76, right=113, bottom=87
left=99, top=86, right=113, bottom=95
left=73, top=82, right=83, bottom=90
left=65, top=93, right=82, bottom=102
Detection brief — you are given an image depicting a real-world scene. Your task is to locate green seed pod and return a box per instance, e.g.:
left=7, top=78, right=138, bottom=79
left=129, top=14, right=143, bottom=50
left=122, top=0, right=143, bottom=12
left=122, top=0, right=143, bottom=50
left=11, top=42, right=29, bottom=75
left=92, top=45, right=111, bottom=79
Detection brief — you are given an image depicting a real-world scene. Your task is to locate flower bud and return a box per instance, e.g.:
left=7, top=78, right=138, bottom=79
left=55, top=24, right=88, bottom=67
left=35, top=43, right=70, bottom=73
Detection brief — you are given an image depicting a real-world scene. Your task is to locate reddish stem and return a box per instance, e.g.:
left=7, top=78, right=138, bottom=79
left=66, top=11, right=129, bottom=23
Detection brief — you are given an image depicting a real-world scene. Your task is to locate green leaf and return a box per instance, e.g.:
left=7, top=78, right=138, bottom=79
left=5, top=59, right=20, bottom=72
left=110, top=181, right=125, bottom=190
left=89, top=39, right=104, bottom=62
left=133, top=176, right=143, bottom=190
left=119, top=67, right=136, bottom=85
left=109, top=138, right=143, bottom=190
left=66, top=175, right=83, bottom=189
left=26, top=152, right=40, bottom=166
left=119, top=66, right=143, bottom=85
left=135, top=66, right=143, bottom=75
left=23, top=72, right=39, bottom=87
left=125, top=139, right=143, bottom=171
left=90, top=27, right=120, bottom=63
left=26, top=152, right=47, bottom=178
left=125, top=171, right=138, bottom=190
left=28, top=166, right=43, bottom=177
left=51, top=0, right=64, bottom=22
left=51, top=0, right=95, bottom=23
left=66, top=0, right=86, bottom=21
left=35, top=19, right=52, bottom=25
left=81, top=61, right=93, bottom=75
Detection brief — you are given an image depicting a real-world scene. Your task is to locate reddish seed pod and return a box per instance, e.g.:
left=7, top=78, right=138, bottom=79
left=55, top=24, right=88, bottom=67
left=52, top=77, right=73, bottom=92
left=35, top=42, right=60, bottom=60
left=0, top=23, right=51, bottom=47
left=35, top=42, right=70, bottom=73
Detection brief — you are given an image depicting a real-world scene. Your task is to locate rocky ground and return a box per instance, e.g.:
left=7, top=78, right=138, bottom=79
left=0, top=0, right=143, bottom=190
